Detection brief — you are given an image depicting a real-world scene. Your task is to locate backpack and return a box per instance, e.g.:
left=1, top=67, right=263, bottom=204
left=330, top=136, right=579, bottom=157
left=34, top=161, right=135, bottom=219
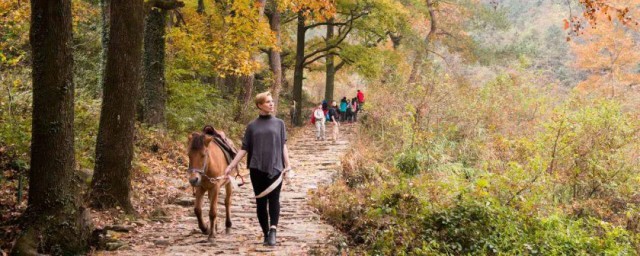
left=310, top=112, right=316, bottom=124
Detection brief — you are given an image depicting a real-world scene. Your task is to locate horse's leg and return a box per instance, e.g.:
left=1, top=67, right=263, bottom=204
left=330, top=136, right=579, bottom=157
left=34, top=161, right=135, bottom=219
left=207, top=186, right=219, bottom=241
left=224, top=181, right=233, bottom=234
left=194, top=187, right=209, bottom=234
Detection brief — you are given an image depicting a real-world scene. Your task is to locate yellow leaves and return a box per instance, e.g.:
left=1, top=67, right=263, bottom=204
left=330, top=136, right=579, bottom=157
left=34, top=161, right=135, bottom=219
left=166, top=4, right=275, bottom=77
left=72, top=1, right=99, bottom=25
left=0, top=1, right=29, bottom=69
left=290, top=0, right=336, bottom=22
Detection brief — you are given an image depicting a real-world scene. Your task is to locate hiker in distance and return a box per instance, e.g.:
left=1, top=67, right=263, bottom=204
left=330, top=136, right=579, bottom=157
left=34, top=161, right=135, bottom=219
left=224, top=91, right=292, bottom=246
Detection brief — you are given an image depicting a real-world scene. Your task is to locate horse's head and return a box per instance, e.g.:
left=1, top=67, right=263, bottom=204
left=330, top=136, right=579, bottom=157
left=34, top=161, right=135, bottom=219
left=187, top=132, right=213, bottom=187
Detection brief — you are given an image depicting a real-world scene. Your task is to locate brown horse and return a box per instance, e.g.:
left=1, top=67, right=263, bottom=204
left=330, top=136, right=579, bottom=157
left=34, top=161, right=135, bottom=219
left=187, top=132, right=233, bottom=241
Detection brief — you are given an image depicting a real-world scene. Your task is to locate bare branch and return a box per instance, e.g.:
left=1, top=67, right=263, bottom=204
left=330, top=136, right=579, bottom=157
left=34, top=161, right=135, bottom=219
left=282, top=13, right=298, bottom=24
left=303, top=14, right=355, bottom=61
left=303, top=52, right=332, bottom=66
left=174, top=9, right=187, bottom=27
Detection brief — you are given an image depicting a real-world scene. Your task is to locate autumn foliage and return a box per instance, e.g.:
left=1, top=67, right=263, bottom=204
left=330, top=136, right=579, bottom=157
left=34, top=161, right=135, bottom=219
left=571, top=12, right=640, bottom=99
left=1, top=0, right=640, bottom=254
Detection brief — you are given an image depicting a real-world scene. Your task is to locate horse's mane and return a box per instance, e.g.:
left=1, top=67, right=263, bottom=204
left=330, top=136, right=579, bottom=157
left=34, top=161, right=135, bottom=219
left=189, top=132, right=205, bottom=151
left=203, top=125, right=216, bottom=136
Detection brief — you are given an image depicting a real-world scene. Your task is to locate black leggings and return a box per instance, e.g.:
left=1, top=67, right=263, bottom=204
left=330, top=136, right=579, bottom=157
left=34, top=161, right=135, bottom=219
left=249, top=169, right=282, bottom=236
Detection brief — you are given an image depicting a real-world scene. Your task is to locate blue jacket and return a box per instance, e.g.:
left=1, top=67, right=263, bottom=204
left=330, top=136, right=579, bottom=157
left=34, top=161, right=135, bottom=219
left=340, top=102, right=347, bottom=112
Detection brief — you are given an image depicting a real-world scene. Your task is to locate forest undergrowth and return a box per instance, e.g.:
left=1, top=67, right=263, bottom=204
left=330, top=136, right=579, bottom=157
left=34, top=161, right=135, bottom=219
left=312, top=69, right=640, bottom=255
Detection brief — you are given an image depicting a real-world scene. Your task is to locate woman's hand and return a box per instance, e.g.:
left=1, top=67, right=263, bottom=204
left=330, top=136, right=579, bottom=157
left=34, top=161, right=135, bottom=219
left=224, top=164, right=235, bottom=177
left=224, top=150, right=247, bottom=177
left=283, top=166, right=293, bottom=181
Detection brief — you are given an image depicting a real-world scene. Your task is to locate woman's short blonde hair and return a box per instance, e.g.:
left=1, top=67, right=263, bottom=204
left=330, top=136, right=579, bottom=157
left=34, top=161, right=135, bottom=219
left=254, top=91, right=272, bottom=108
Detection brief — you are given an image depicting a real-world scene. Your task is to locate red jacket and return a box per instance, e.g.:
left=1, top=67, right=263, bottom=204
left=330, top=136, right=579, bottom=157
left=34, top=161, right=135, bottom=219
left=357, top=91, right=365, bottom=103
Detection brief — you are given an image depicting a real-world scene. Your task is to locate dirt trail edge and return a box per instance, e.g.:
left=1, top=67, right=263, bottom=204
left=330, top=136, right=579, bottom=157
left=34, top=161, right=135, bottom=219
left=98, top=123, right=356, bottom=256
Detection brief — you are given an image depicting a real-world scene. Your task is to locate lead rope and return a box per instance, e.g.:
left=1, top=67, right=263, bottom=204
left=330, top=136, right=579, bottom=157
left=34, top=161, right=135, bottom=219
left=253, top=169, right=293, bottom=199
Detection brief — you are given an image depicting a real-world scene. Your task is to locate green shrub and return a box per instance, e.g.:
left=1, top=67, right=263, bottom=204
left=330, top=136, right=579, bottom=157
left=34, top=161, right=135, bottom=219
left=395, top=149, right=426, bottom=176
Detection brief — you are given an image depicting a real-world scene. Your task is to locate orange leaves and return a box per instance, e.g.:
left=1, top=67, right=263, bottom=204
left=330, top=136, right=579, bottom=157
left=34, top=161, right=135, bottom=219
left=571, top=16, right=640, bottom=97
left=571, top=0, right=640, bottom=34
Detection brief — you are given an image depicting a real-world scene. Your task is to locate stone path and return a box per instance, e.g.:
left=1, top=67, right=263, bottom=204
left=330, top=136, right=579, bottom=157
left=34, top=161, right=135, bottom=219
left=97, top=123, right=356, bottom=255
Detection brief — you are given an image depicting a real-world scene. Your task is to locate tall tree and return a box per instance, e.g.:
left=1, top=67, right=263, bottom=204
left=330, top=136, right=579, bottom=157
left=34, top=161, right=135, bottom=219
left=91, top=0, right=145, bottom=213
left=322, top=0, right=410, bottom=100
left=292, top=11, right=307, bottom=126
left=142, top=8, right=167, bottom=126
left=141, top=1, right=184, bottom=127
left=12, top=0, right=91, bottom=254
left=266, top=0, right=283, bottom=113
left=407, top=0, right=436, bottom=84
left=100, top=0, right=110, bottom=95
left=292, top=1, right=372, bottom=126
left=324, top=18, right=336, bottom=102
left=238, top=0, right=267, bottom=120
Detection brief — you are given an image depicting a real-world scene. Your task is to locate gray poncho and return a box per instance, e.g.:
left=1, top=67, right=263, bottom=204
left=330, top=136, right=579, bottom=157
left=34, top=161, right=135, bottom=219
left=241, top=115, right=287, bottom=179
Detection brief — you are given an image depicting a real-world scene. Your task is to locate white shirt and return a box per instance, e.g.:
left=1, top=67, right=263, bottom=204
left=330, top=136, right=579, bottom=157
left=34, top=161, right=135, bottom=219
left=313, top=108, right=325, bottom=121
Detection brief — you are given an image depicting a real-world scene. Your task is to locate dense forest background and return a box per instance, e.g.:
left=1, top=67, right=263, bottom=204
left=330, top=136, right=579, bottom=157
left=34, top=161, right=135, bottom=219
left=1, top=0, right=639, bottom=254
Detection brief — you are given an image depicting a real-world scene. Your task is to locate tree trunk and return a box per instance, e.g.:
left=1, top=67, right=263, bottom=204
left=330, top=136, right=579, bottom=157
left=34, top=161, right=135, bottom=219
left=142, top=8, right=167, bottom=126
left=197, top=0, right=205, bottom=14
left=407, top=0, right=436, bottom=84
left=292, top=11, right=305, bottom=126
left=266, top=0, right=282, bottom=114
left=324, top=18, right=335, bottom=102
left=407, top=49, right=424, bottom=84
left=236, top=75, right=254, bottom=121
left=100, top=0, right=110, bottom=96
left=226, top=75, right=240, bottom=97
left=13, top=0, right=91, bottom=254
left=167, top=10, right=175, bottom=27
left=91, top=0, right=144, bottom=213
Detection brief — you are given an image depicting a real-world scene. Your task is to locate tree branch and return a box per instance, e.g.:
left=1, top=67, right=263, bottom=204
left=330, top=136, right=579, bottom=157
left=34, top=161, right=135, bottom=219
left=303, top=52, right=332, bottom=67
left=426, top=49, right=446, bottom=62
left=282, top=13, right=298, bottom=24
left=335, top=60, right=347, bottom=71
left=304, top=10, right=368, bottom=30
left=436, top=30, right=457, bottom=39
left=303, top=16, right=355, bottom=62
left=174, top=9, right=187, bottom=27
left=305, top=20, right=349, bottom=30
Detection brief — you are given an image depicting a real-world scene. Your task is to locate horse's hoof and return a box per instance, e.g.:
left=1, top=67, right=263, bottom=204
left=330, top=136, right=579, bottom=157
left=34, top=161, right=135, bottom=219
left=207, top=237, right=216, bottom=243
left=225, top=228, right=231, bottom=235
left=200, top=227, right=209, bottom=235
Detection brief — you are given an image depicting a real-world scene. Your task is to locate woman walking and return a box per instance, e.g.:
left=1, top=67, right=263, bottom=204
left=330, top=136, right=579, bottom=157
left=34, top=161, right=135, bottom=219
left=224, top=91, right=291, bottom=246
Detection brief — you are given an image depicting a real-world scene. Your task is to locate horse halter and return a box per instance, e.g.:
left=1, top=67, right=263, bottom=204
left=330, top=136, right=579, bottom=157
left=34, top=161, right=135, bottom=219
left=188, top=149, right=227, bottom=186
left=188, top=149, right=211, bottom=184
